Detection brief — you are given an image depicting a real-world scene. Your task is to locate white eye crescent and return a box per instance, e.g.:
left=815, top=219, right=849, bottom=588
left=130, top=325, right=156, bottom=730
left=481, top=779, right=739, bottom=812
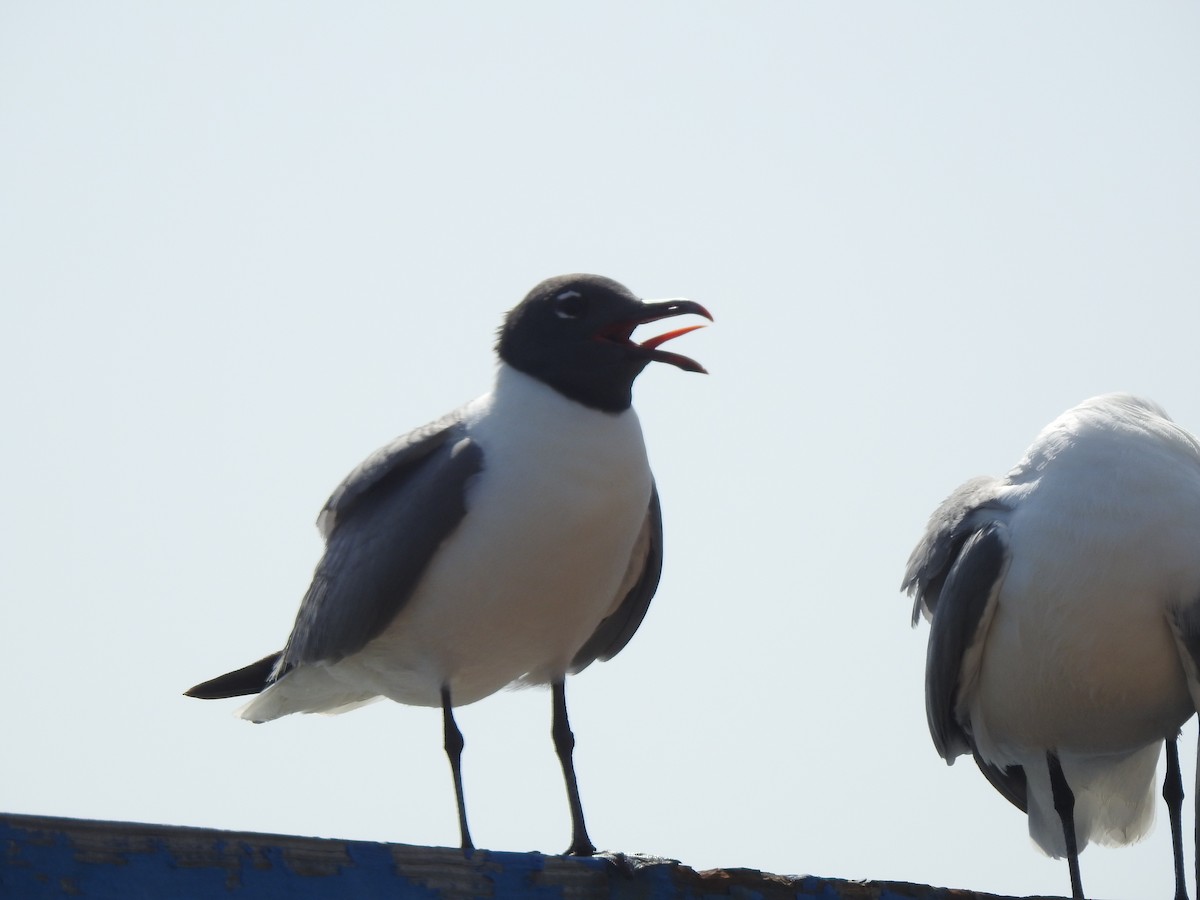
left=553, top=290, right=587, bottom=319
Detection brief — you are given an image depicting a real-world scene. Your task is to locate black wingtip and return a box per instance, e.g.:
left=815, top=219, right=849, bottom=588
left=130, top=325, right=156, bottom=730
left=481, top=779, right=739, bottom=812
left=973, top=750, right=1029, bottom=813
left=185, top=651, right=283, bottom=700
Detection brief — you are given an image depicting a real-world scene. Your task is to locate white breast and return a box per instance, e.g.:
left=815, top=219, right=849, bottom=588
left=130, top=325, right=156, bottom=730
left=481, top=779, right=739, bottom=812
left=329, top=364, right=654, bottom=708
left=970, top=407, right=1200, bottom=761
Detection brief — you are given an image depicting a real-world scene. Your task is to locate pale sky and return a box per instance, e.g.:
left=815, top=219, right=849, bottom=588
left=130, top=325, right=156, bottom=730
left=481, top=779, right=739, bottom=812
left=3, top=3, right=1200, bottom=898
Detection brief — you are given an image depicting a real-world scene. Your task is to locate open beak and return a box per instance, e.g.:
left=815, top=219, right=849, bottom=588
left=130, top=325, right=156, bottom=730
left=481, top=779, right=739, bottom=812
left=596, top=299, right=714, bottom=373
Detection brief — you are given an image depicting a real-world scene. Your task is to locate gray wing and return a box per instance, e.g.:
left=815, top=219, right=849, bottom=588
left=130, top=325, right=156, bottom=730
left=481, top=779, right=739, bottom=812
left=974, top=748, right=1028, bottom=813
left=1168, top=599, right=1200, bottom=709
left=278, top=410, right=484, bottom=672
left=315, top=408, right=468, bottom=538
left=569, top=481, right=664, bottom=673
left=903, top=478, right=1024, bottom=805
left=902, top=475, right=1005, bottom=624
left=921, top=522, right=1010, bottom=759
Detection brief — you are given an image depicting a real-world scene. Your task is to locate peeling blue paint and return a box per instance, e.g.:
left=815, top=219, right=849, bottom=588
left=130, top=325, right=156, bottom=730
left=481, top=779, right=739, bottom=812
left=1, top=813, right=1037, bottom=900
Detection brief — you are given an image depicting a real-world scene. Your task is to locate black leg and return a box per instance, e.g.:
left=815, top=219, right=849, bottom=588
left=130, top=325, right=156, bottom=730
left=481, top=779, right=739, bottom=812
left=1165, top=735, right=1189, bottom=900
left=441, top=684, right=474, bottom=853
left=551, top=679, right=596, bottom=856
left=1194, top=720, right=1200, bottom=900
left=1047, top=752, right=1084, bottom=900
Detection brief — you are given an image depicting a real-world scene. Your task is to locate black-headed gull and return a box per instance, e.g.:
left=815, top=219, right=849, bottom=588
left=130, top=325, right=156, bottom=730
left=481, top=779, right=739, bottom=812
left=187, top=274, right=711, bottom=855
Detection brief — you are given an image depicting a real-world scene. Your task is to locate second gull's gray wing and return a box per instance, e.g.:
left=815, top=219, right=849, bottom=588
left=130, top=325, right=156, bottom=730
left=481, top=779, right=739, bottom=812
left=903, top=475, right=1005, bottom=624
left=1168, top=597, right=1200, bottom=711
left=904, top=476, right=1025, bottom=807
left=921, top=521, right=1011, bottom=761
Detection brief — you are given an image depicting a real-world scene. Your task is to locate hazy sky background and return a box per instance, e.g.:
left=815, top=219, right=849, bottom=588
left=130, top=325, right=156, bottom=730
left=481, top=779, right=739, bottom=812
left=3, top=3, right=1199, bottom=898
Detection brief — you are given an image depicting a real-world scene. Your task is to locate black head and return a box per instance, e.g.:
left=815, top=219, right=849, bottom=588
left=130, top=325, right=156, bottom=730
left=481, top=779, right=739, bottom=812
left=497, top=274, right=712, bottom=412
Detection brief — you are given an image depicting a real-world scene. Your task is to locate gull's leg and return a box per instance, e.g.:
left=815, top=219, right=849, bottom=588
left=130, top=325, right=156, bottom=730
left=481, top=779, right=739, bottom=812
left=1165, top=735, right=1189, bottom=900
left=552, top=679, right=596, bottom=856
left=1047, top=752, right=1084, bottom=900
left=442, top=684, right=474, bottom=853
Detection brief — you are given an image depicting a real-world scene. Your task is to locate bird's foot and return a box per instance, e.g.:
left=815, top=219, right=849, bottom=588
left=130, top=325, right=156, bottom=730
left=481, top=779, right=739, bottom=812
left=565, top=837, right=596, bottom=857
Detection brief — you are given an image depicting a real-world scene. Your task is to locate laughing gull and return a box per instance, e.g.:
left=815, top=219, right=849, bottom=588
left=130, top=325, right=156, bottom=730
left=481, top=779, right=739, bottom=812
left=186, top=274, right=711, bottom=855
left=903, top=394, right=1200, bottom=900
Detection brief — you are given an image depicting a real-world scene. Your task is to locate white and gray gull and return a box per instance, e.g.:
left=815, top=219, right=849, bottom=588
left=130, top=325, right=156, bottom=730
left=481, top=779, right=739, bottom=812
left=903, top=394, right=1200, bottom=900
left=186, top=274, right=712, bottom=856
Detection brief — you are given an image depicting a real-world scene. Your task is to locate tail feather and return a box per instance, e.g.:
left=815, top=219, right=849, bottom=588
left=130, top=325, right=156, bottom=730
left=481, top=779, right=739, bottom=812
left=1024, top=743, right=1161, bottom=857
left=185, top=652, right=283, bottom=699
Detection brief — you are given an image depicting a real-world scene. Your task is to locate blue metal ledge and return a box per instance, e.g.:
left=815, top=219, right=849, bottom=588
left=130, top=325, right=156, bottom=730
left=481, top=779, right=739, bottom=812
left=2, top=812, right=1053, bottom=899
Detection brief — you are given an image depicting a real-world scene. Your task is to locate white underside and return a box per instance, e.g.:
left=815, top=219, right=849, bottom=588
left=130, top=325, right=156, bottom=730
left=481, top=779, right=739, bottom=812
left=960, top=395, right=1200, bottom=856
left=242, top=365, right=652, bottom=720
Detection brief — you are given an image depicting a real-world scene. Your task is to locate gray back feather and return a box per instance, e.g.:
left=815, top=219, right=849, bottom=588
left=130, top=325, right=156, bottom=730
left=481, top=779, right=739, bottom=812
left=905, top=475, right=1031, bottom=811
left=904, top=475, right=1014, bottom=762
left=923, top=521, right=1011, bottom=760
left=279, top=411, right=484, bottom=671
left=902, top=475, right=1006, bottom=624
left=316, top=409, right=468, bottom=538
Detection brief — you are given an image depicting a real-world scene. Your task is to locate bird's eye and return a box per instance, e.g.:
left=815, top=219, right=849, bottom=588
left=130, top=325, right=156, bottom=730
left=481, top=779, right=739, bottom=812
left=553, top=290, right=587, bottom=319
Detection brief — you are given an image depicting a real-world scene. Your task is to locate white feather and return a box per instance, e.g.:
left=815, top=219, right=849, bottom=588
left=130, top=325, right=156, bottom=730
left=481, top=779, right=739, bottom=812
left=242, top=363, right=652, bottom=721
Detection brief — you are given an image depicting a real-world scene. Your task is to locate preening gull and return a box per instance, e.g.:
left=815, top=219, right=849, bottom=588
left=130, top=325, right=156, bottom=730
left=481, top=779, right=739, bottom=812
left=904, top=393, right=1200, bottom=900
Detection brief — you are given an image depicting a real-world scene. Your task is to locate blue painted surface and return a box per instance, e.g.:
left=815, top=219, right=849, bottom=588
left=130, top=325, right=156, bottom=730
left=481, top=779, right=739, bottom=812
left=3, top=814, right=618, bottom=899
left=5, top=815, right=433, bottom=899
left=1, top=813, right=1038, bottom=899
